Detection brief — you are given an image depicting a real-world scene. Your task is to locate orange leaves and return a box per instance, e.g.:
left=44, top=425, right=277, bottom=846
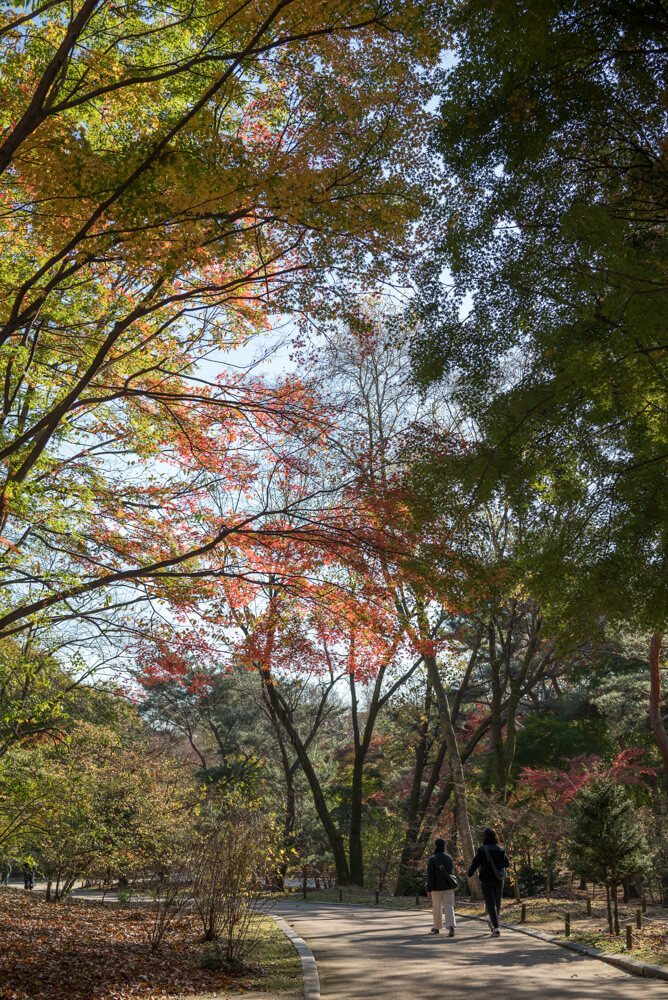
left=0, top=891, right=232, bottom=1000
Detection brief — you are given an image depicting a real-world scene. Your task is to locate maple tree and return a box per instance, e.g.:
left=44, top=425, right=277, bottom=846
left=228, top=573, right=417, bottom=886
left=0, top=0, right=446, bottom=655
left=293, top=312, right=486, bottom=892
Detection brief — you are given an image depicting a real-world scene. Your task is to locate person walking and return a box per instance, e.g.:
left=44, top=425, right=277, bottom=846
left=427, top=837, right=457, bottom=936
left=468, top=827, right=510, bottom=937
left=1, top=861, right=10, bottom=886
left=22, top=861, right=34, bottom=890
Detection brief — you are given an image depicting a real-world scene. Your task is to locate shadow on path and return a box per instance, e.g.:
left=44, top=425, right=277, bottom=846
left=276, top=901, right=668, bottom=1000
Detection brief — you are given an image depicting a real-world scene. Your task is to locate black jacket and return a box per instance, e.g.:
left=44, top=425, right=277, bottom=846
left=468, top=844, right=510, bottom=883
left=427, top=850, right=455, bottom=892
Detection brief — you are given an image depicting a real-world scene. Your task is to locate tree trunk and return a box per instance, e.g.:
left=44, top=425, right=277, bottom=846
left=613, top=883, right=620, bottom=936
left=395, top=682, right=432, bottom=895
left=605, top=879, right=613, bottom=934
left=274, top=730, right=297, bottom=891
left=425, top=653, right=481, bottom=900
left=649, top=633, right=668, bottom=780
left=348, top=667, right=366, bottom=887
left=349, top=754, right=364, bottom=886
left=260, top=666, right=351, bottom=885
left=502, top=627, right=544, bottom=799
left=415, top=780, right=454, bottom=859
left=488, top=622, right=508, bottom=796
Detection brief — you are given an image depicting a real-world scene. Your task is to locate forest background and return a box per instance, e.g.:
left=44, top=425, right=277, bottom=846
left=0, top=0, right=667, bottom=988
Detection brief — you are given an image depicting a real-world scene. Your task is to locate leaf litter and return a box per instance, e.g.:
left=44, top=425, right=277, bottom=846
left=0, top=891, right=234, bottom=1000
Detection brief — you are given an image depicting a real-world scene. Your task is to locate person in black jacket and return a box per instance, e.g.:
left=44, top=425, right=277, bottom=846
left=426, top=838, right=456, bottom=936
left=467, top=827, right=510, bottom=936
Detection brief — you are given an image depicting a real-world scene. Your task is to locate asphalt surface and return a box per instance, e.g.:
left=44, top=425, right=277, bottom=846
left=275, top=901, right=668, bottom=999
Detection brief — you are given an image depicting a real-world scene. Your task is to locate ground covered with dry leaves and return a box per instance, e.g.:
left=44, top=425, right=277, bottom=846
left=458, top=894, right=668, bottom=967
left=0, top=889, right=258, bottom=1000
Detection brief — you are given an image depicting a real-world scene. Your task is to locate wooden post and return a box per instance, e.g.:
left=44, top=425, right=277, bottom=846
left=338, top=888, right=343, bottom=903
left=586, top=897, right=592, bottom=916
left=636, top=909, right=642, bottom=929
left=564, top=913, right=570, bottom=938
left=642, top=895, right=647, bottom=913
left=375, top=890, right=379, bottom=905
left=302, top=868, right=307, bottom=899
left=626, top=925, right=633, bottom=950
left=520, top=903, right=526, bottom=923
left=415, top=895, right=420, bottom=908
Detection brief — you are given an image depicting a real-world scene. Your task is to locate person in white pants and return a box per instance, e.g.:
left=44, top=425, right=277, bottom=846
left=426, top=838, right=457, bottom=936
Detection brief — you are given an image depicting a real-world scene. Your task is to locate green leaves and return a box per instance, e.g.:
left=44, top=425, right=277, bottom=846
left=0, top=0, right=447, bottom=649
left=419, top=0, right=668, bottom=635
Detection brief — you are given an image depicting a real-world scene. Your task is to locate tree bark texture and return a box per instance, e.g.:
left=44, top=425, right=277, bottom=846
left=649, top=632, right=668, bottom=778
left=424, top=652, right=482, bottom=900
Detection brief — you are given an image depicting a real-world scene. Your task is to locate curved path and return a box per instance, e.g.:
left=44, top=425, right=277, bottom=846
left=276, top=901, right=668, bottom=1000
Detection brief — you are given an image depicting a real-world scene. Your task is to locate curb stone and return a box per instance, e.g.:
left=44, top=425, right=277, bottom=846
left=272, top=914, right=320, bottom=1000
left=456, top=911, right=668, bottom=982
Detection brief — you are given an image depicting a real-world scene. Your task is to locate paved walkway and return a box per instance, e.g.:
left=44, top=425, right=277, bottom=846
left=276, top=901, right=668, bottom=999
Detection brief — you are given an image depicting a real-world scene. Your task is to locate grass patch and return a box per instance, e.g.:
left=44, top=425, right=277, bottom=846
left=181, top=912, right=302, bottom=998
left=570, top=927, right=668, bottom=969
left=236, top=912, right=303, bottom=993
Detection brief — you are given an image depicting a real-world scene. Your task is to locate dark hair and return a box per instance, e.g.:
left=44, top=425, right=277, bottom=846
left=435, top=838, right=445, bottom=853
left=482, top=827, right=499, bottom=845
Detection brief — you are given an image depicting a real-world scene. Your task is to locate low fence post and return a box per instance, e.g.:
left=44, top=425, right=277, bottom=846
left=338, top=888, right=343, bottom=903
left=586, top=897, right=592, bottom=917
left=520, top=903, right=526, bottom=923
left=626, top=925, right=633, bottom=950
left=564, top=913, right=570, bottom=938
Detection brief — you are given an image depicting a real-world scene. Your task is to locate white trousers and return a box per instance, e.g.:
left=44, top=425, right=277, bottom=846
left=431, top=889, right=456, bottom=930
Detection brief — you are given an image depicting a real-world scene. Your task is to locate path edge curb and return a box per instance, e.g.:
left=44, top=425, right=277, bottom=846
left=456, top=912, right=668, bottom=982
left=272, top=913, right=320, bottom=1000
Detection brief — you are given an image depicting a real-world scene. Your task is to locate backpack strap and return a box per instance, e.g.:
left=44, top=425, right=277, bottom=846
left=483, top=845, right=504, bottom=881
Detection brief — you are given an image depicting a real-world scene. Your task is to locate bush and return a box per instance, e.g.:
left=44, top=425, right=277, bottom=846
left=192, top=801, right=277, bottom=965
left=198, top=943, right=225, bottom=970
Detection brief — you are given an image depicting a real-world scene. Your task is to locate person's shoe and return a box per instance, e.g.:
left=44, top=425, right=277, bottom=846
left=492, top=928, right=500, bottom=936
left=430, top=928, right=439, bottom=934
left=448, top=927, right=455, bottom=937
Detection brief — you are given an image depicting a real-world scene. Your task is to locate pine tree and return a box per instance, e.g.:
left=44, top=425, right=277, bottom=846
left=566, top=778, right=648, bottom=934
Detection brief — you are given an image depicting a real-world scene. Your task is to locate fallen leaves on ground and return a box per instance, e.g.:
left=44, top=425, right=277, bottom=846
left=0, top=890, right=233, bottom=1000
